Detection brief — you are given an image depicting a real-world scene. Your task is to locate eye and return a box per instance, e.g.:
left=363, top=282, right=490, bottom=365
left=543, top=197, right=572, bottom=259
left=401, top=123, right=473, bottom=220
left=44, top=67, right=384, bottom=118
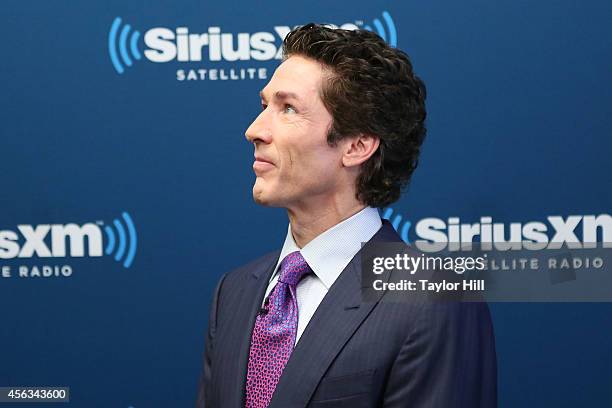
left=283, top=104, right=297, bottom=114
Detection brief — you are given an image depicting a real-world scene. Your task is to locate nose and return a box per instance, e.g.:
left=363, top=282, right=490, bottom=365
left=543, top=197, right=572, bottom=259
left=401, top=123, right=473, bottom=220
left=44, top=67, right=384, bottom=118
left=245, top=109, right=272, bottom=144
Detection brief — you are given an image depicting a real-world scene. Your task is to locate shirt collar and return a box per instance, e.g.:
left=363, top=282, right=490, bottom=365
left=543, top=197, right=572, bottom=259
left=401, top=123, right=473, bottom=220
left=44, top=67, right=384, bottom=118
left=275, top=206, right=382, bottom=289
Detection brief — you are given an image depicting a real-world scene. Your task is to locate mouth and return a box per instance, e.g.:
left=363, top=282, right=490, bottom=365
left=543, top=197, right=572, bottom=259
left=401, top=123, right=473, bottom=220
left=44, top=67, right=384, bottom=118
left=254, top=155, right=274, bottom=165
left=253, top=155, right=275, bottom=173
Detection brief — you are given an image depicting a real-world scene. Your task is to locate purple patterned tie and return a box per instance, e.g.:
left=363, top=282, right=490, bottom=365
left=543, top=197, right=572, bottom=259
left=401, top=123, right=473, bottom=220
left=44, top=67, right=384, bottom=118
left=245, top=251, right=311, bottom=408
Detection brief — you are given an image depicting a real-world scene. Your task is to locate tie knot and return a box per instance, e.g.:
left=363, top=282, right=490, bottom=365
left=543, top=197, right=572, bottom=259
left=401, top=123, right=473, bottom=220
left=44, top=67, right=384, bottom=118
left=278, top=251, right=310, bottom=286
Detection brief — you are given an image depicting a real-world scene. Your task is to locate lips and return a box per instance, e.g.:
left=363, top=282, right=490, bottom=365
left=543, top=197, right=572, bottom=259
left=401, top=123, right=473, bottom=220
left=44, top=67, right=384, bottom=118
left=253, top=154, right=275, bottom=174
left=254, top=155, right=274, bottom=165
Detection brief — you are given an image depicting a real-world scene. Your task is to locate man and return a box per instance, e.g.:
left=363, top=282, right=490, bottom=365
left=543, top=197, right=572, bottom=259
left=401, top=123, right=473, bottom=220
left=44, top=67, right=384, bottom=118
left=197, top=24, right=496, bottom=407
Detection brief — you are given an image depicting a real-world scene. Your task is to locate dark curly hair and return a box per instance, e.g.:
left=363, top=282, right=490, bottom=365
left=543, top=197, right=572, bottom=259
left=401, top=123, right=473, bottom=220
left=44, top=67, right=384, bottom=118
left=282, top=23, right=427, bottom=208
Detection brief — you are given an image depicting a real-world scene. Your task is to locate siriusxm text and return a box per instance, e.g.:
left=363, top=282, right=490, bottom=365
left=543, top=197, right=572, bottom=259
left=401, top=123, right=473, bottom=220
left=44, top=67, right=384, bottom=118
left=0, top=224, right=103, bottom=259
left=144, top=24, right=359, bottom=63
left=414, top=215, right=611, bottom=251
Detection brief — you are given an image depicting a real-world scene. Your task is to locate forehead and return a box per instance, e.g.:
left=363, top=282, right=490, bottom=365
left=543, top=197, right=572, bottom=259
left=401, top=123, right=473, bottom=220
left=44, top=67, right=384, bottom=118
left=261, top=55, right=326, bottom=101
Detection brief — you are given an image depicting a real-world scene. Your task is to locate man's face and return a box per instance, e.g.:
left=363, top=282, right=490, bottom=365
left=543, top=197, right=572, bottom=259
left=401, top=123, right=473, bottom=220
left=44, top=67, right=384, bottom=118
left=245, top=55, right=342, bottom=208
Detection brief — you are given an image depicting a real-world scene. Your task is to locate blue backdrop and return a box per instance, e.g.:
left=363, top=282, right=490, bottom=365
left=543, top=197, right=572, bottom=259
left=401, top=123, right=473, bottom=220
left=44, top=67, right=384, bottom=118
left=1, top=0, right=611, bottom=406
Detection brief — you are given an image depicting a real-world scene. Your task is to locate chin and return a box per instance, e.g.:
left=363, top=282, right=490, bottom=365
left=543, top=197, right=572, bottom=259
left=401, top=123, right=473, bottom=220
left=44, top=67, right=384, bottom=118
left=252, top=185, right=272, bottom=206
left=252, top=188, right=286, bottom=208
left=252, top=193, right=269, bottom=206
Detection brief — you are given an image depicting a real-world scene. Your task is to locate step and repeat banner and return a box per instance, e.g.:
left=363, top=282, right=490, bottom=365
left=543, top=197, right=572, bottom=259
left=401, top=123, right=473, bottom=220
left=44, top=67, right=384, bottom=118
left=2, top=0, right=611, bottom=406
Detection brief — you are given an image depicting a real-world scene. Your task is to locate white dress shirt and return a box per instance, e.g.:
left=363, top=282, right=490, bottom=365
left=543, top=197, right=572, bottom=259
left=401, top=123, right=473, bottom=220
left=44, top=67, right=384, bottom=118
left=262, top=206, right=382, bottom=345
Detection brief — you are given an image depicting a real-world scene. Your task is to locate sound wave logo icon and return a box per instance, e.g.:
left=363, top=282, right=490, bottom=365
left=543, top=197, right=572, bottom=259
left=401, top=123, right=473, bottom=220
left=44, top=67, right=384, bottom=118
left=103, top=212, right=138, bottom=268
left=382, top=207, right=410, bottom=243
left=108, top=17, right=142, bottom=74
left=363, top=11, right=397, bottom=47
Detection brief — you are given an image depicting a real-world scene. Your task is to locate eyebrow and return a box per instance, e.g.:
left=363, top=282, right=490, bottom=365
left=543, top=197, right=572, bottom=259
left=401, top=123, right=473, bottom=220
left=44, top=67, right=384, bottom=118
left=259, top=90, right=301, bottom=103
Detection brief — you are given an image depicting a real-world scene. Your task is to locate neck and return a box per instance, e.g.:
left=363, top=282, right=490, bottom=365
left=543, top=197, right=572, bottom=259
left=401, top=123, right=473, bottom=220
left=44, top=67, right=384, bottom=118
left=287, top=197, right=367, bottom=248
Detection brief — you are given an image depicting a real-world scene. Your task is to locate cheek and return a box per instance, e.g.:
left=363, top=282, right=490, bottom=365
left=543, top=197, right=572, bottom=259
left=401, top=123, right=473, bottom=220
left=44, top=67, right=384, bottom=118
left=276, top=124, right=338, bottom=181
left=276, top=141, right=304, bottom=174
left=293, top=147, right=339, bottom=184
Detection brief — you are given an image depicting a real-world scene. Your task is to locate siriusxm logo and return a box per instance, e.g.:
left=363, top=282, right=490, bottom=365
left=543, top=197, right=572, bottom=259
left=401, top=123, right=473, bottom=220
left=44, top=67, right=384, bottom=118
left=382, top=208, right=612, bottom=252
left=108, top=18, right=142, bottom=74
left=382, top=207, right=411, bottom=243
left=0, top=212, right=137, bottom=269
left=362, top=11, right=397, bottom=46
left=108, top=11, right=397, bottom=75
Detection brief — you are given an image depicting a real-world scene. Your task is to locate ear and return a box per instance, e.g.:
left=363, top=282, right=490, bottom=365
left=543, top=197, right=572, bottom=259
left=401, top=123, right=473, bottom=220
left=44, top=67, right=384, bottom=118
left=341, top=134, right=380, bottom=168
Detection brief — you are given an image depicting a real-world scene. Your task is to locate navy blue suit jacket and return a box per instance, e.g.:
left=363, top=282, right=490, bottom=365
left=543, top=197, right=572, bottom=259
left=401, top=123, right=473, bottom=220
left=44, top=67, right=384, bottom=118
left=196, top=220, right=497, bottom=407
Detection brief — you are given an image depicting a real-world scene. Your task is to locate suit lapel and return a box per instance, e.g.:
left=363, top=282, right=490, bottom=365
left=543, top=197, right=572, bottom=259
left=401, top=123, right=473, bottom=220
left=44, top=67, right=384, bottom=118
left=268, top=221, right=400, bottom=407
left=225, top=252, right=280, bottom=408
